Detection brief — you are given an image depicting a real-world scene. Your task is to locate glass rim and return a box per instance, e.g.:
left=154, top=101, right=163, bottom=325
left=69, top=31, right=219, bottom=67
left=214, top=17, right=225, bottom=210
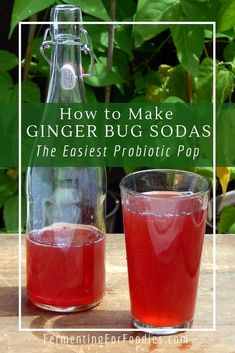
left=119, top=169, right=210, bottom=199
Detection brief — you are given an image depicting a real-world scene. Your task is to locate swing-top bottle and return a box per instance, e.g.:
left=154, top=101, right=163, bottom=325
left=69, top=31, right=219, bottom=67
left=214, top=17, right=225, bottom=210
left=26, top=4, right=106, bottom=312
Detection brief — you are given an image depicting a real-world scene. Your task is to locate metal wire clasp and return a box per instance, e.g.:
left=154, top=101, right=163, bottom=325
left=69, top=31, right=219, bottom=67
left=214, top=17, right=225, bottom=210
left=79, top=28, right=94, bottom=77
left=40, top=26, right=95, bottom=77
left=40, top=28, right=54, bottom=66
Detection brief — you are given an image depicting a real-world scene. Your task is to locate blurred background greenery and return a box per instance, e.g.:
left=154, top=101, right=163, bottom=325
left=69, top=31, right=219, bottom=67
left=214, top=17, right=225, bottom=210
left=1, top=0, right=235, bottom=233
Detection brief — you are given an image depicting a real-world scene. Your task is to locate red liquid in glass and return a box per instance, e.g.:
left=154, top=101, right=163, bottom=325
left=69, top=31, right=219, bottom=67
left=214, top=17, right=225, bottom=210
left=26, top=223, right=105, bottom=308
left=123, top=192, right=207, bottom=327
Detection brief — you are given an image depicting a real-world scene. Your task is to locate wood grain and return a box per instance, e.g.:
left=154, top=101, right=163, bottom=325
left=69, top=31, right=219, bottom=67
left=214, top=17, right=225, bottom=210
left=0, top=234, right=234, bottom=353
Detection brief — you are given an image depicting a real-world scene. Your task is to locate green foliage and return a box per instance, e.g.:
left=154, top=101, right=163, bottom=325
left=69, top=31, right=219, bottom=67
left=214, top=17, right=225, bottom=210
left=85, top=62, right=123, bottom=87
left=112, top=0, right=136, bottom=21
left=180, top=0, right=221, bottom=22
left=0, top=171, right=18, bottom=209
left=145, top=65, right=187, bottom=102
left=3, top=195, right=19, bottom=232
left=196, top=58, right=234, bottom=102
left=10, top=0, right=56, bottom=36
left=224, top=42, right=235, bottom=64
left=0, top=50, right=18, bottom=71
left=0, top=170, right=20, bottom=232
left=3, top=195, right=26, bottom=232
left=218, top=0, right=235, bottom=31
left=171, top=26, right=204, bottom=76
left=115, top=26, right=133, bottom=58
left=22, top=80, right=41, bottom=102
left=0, top=72, right=14, bottom=103
left=216, top=65, right=234, bottom=102
left=228, top=222, right=235, bottom=233
left=134, top=0, right=181, bottom=47
left=63, top=0, right=109, bottom=21
left=85, top=85, right=97, bottom=102
left=0, top=50, right=18, bottom=103
left=2, top=0, right=235, bottom=231
left=218, top=205, right=235, bottom=233
left=196, top=58, right=213, bottom=102
left=30, top=37, right=50, bottom=76
left=85, top=24, right=109, bottom=52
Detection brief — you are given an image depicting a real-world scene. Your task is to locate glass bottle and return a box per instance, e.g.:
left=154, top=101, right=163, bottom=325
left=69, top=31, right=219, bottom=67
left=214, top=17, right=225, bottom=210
left=26, top=5, right=106, bottom=312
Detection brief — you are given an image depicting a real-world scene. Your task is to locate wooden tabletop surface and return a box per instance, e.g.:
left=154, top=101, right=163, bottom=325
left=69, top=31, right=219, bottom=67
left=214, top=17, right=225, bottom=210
left=0, top=234, right=234, bottom=352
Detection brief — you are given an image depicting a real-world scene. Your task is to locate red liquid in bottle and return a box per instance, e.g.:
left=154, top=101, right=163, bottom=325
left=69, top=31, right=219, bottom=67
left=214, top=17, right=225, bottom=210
left=26, top=223, right=105, bottom=309
left=123, top=192, right=207, bottom=327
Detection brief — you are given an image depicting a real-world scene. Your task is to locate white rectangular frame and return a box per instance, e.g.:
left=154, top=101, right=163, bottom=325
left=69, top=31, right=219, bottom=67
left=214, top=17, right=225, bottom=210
left=18, top=20, right=216, bottom=332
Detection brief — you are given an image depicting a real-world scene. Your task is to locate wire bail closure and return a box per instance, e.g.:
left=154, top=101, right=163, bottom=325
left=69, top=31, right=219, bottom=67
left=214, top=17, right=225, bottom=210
left=40, top=26, right=95, bottom=77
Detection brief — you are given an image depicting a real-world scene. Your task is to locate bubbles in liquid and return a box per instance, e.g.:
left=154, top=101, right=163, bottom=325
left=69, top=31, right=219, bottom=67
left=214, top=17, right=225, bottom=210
left=125, top=191, right=204, bottom=217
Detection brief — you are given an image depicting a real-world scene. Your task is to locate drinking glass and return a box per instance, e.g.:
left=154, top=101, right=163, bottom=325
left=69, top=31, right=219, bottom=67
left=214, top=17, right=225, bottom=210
left=120, top=169, right=210, bottom=334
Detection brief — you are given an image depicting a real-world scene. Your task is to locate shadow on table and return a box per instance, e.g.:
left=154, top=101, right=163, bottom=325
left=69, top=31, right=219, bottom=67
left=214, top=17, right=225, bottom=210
left=28, top=309, right=133, bottom=329
left=20, top=287, right=133, bottom=330
left=0, top=286, right=18, bottom=317
left=0, top=286, right=45, bottom=318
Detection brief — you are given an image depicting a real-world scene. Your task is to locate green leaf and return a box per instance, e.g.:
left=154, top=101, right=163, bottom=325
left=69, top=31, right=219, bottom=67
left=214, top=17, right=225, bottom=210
left=115, top=0, right=136, bottom=21
left=218, top=0, right=235, bottom=32
left=218, top=108, right=235, bottom=166
left=11, top=80, right=41, bottom=103
left=115, top=26, right=133, bottom=57
left=0, top=90, right=14, bottom=103
left=196, top=58, right=213, bottom=102
left=145, top=65, right=187, bottom=102
left=22, top=80, right=41, bottom=102
left=103, top=0, right=136, bottom=21
left=216, top=67, right=234, bottom=102
left=32, top=37, right=44, bottom=58
left=134, top=0, right=181, bottom=47
left=130, top=95, right=148, bottom=103
left=228, top=223, right=235, bottom=234
left=0, top=72, right=13, bottom=90
left=197, top=65, right=212, bottom=101
left=218, top=205, right=235, bottom=234
left=181, top=0, right=221, bottom=22
left=93, top=52, right=128, bottom=93
left=205, top=29, right=233, bottom=40
left=85, top=85, right=97, bottom=103
left=171, top=25, right=204, bottom=76
left=3, top=195, right=26, bottom=232
left=10, top=0, right=56, bottom=37
left=0, top=72, right=14, bottom=103
left=132, top=72, right=146, bottom=94
left=230, top=167, right=235, bottom=181
left=63, top=0, right=109, bottom=21
left=84, top=62, right=123, bottom=87
left=0, top=50, right=18, bottom=71
left=112, top=50, right=129, bottom=81
left=196, top=58, right=234, bottom=102
left=85, top=24, right=109, bottom=52
left=30, top=37, right=50, bottom=76
left=0, top=171, right=18, bottom=208
left=29, top=61, right=50, bottom=76
left=223, top=42, right=235, bottom=64
left=113, top=49, right=130, bottom=94
left=3, top=193, right=26, bottom=232
left=163, top=96, right=185, bottom=103
left=194, top=167, right=213, bottom=179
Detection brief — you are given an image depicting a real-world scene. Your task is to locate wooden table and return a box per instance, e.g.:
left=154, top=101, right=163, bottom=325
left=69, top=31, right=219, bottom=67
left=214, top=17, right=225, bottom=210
left=0, top=234, right=234, bottom=352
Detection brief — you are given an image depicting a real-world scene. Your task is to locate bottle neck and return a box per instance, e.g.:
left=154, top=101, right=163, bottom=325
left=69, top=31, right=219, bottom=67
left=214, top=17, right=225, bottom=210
left=46, top=41, right=86, bottom=103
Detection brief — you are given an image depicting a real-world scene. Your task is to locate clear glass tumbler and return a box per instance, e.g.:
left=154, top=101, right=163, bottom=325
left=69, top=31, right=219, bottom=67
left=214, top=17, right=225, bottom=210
left=120, top=169, right=210, bottom=334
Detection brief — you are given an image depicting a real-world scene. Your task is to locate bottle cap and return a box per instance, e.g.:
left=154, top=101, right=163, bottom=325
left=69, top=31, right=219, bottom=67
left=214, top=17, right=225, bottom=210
left=50, top=4, right=83, bottom=39
left=41, top=4, right=94, bottom=76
